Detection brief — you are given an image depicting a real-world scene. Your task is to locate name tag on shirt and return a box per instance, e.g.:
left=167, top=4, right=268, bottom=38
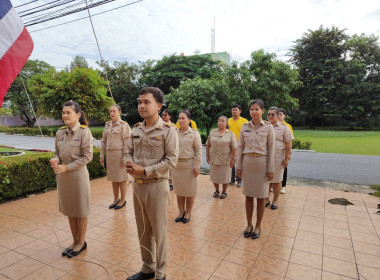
left=72, top=137, right=80, bottom=141
left=57, top=137, right=64, bottom=141
left=244, top=130, right=251, bottom=132
left=150, top=136, right=161, bottom=140
left=133, top=135, right=140, bottom=138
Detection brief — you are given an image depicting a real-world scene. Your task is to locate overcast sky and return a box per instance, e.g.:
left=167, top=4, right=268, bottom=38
left=12, top=0, right=380, bottom=69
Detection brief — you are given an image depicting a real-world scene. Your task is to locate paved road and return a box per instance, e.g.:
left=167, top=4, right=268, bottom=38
left=2, top=134, right=380, bottom=185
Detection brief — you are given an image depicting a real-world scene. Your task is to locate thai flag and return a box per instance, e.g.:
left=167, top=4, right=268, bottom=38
left=0, top=0, right=34, bottom=107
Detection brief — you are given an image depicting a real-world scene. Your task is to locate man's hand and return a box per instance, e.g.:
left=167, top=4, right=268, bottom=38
left=126, top=161, right=145, bottom=176
left=193, top=168, right=200, bottom=177
left=100, top=158, right=104, bottom=167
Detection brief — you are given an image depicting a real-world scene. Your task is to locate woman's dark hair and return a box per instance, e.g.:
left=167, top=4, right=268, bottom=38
left=111, top=104, right=121, bottom=112
left=219, top=116, right=229, bottom=129
left=250, top=99, right=265, bottom=109
left=180, top=109, right=192, bottom=128
left=268, top=106, right=279, bottom=115
left=162, top=109, right=172, bottom=117
left=139, top=87, right=164, bottom=104
left=279, top=108, right=286, bottom=115
left=63, top=100, right=88, bottom=126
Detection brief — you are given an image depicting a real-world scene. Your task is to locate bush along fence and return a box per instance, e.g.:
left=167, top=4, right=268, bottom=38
left=0, top=147, right=106, bottom=202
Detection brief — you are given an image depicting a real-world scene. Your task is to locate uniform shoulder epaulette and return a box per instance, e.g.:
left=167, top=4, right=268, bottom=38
left=192, top=128, right=198, bottom=131
left=242, top=122, right=249, bottom=126
left=105, top=121, right=111, bottom=124
left=163, top=122, right=171, bottom=127
left=121, top=120, right=126, bottom=124
left=134, top=122, right=141, bottom=127
left=264, top=120, right=271, bottom=124
left=59, top=126, right=67, bottom=130
left=80, top=125, right=87, bottom=128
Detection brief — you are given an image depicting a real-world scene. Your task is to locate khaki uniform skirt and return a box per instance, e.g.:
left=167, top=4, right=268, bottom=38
left=57, top=165, right=90, bottom=217
left=242, top=155, right=269, bottom=198
left=106, top=149, right=129, bottom=182
left=210, top=163, right=231, bottom=184
left=172, top=158, right=199, bottom=197
left=270, top=150, right=285, bottom=184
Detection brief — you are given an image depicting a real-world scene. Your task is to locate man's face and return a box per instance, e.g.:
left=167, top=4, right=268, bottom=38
left=279, top=112, right=286, bottom=122
left=138, top=93, right=161, bottom=119
left=232, top=107, right=241, bottom=117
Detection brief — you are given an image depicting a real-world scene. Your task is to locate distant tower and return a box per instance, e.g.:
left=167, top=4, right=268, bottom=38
left=211, top=17, right=215, bottom=53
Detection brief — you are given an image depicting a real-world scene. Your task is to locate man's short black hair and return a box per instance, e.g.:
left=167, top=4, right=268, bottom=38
left=139, top=87, right=164, bottom=104
left=279, top=108, right=287, bottom=115
left=232, top=104, right=242, bottom=110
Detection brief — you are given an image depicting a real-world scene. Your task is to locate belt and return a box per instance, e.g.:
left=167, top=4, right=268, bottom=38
left=135, top=178, right=165, bottom=184
left=245, top=153, right=265, bottom=157
left=178, top=158, right=190, bottom=162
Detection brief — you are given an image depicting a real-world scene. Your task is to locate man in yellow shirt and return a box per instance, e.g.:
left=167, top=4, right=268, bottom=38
left=278, top=108, right=293, bottom=194
left=228, top=104, right=248, bottom=187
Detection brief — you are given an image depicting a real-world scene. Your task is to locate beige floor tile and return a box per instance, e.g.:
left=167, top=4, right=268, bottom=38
left=184, top=252, right=221, bottom=275
left=224, top=247, right=258, bottom=267
left=296, top=229, right=323, bottom=243
left=323, top=244, right=355, bottom=263
left=213, top=260, right=251, bottom=280
left=0, top=250, right=26, bottom=270
left=253, top=255, right=288, bottom=277
left=357, top=265, right=380, bottom=280
left=355, top=252, right=380, bottom=269
left=323, top=257, right=358, bottom=279
left=21, top=265, right=66, bottom=280
left=247, top=269, right=284, bottom=280
left=290, top=249, right=322, bottom=269
left=352, top=240, right=380, bottom=257
left=198, top=241, right=231, bottom=259
left=293, top=238, right=323, bottom=255
left=324, top=235, right=353, bottom=250
left=286, top=262, right=321, bottom=280
left=171, top=267, right=211, bottom=280
left=0, top=258, right=45, bottom=280
left=322, top=271, right=357, bottom=280
left=260, top=243, right=292, bottom=261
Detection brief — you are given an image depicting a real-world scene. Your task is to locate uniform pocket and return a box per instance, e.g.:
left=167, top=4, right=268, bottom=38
left=147, top=138, right=164, bottom=158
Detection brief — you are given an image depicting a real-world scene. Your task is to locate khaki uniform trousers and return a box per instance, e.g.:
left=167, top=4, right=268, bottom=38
left=133, top=179, right=170, bottom=279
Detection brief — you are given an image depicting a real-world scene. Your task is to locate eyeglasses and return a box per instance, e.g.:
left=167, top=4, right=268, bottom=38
left=267, top=113, right=276, bottom=117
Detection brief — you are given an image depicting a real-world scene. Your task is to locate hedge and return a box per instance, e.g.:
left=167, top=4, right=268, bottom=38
left=292, top=139, right=312, bottom=150
left=0, top=147, right=106, bottom=202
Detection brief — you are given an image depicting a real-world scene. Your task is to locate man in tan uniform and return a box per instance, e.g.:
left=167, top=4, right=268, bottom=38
left=125, top=87, right=179, bottom=280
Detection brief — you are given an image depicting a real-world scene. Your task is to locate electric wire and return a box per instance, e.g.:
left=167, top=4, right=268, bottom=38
left=14, top=0, right=39, bottom=9
left=28, top=0, right=143, bottom=33
left=19, top=0, right=69, bottom=15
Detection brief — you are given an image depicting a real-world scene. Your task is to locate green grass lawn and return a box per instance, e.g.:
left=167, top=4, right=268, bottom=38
left=0, top=147, right=35, bottom=154
left=294, top=130, right=380, bottom=156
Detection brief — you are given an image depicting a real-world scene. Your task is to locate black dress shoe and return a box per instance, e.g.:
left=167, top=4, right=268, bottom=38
left=114, top=201, right=126, bottom=210
left=265, top=201, right=270, bottom=208
left=62, top=248, right=72, bottom=256
left=243, top=226, right=253, bottom=238
left=156, top=276, right=166, bottom=280
left=109, top=200, right=120, bottom=209
left=127, top=271, right=155, bottom=280
left=170, top=185, right=174, bottom=191
left=251, top=229, right=261, bottom=239
left=182, top=214, right=191, bottom=223
left=175, top=212, right=185, bottom=223
left=271, top=203, right=278, bottom=210
left=67, top=242, right=87, bottom=258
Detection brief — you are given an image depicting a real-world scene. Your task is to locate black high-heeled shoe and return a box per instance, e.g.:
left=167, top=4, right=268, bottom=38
left=243, top=226, right=253, bottom=238
left=109, top=200, right=120, bottom=209
left=175, top=212, right=185, bottom=223
left=62, top=248, right=72, bottom=256
left=251, top=229, right=261, bottom=239
left=182, top=214, right=191, bottom=223
left=114, top=201, right=126, bottom=210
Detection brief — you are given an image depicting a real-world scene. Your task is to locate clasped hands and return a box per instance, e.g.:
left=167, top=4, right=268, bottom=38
left=50, top=158, right=67, bottom=174
left=125, top=160, right=145, bottom=176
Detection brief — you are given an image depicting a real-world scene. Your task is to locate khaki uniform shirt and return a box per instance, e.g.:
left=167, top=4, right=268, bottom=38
left=177, top=127, right=203, bottom=169
left=236, top=120, right=275, bottom=172
left=273, top=121, right=294, bottom=150
left=125, top=117, right=179, bottom=179
left=54, top=122, right=94, bottom=171
left=100, top=118, right=131, bottom=159
left=206, top=129, right=237, bottom=166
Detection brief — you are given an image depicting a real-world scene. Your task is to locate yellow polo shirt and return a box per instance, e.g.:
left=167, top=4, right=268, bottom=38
left=283, top=121, right=293, bottom=135
left=228, top=117, right=248, bottom=141
left=176, top=119, right=197, bottom=130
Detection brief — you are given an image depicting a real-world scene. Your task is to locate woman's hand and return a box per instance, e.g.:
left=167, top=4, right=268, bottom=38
left=282, top=158, right=289, bottom=168
left=53, top=164, right=68, bottom=174
left=236, top=169, right=242, bottom=178
left=267, top=173, right=273, bottom=181
left=193, top=168, right=200, bottom=177
left=206, top=155, right=210, bottom=164
left=50, top=158, right=59, bottom=169
left=230, top=159, right=235, bottom=168
left=100, top=158, right=104, bottom=167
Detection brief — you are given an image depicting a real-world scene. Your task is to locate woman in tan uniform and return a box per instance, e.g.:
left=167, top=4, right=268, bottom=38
left=172, top=110, right=202, bottom=223
left=265, top=107, right=294, bottom=209
left=161, top=109, right=176, bottom=191
left=206, top=116, right=237, bottom=199
left=100, top=104, right=131, bottom=210
left=50, top=100, right=93, bottom=257
left=236, top=99, right=275, bottom=239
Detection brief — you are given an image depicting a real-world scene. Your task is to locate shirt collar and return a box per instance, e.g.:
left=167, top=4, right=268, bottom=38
left=273, top=121, right=281, bottom=127
left=66, top=122, right=80, bottom=134
left=248, top=119, right=265, bottom=127
left=141, top=117, right=164, bottom=131
left=178, top=126, right=192, bottom=134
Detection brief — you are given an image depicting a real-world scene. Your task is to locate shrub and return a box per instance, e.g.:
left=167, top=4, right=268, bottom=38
left=292, top=138, right=312, bottom=150
left=0, top=147, right=106, bottom=202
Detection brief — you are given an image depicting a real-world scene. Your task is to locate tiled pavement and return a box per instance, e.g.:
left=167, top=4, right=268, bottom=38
left=0, top=175, right=380, bottom=280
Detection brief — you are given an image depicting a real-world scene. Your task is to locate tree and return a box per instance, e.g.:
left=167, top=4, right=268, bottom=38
left=289, top=26, right=349, bottom=128
left=69, top=55, right=89, bottom=71
left=141, top=54, right=225, bottom=94
left=4, top=60, right=54, bottom=127
left=29, top=68, right=113, bottom=122
left=166, top=75, right=230, bottom=133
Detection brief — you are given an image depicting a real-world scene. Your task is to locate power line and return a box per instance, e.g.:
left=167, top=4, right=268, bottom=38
left=25, top=0, right=115, bottom=26
left=18, top=0, right=64, bottom=14
left=14, top=0, right=39, bottom=9
left=29, top=0, right=143, bottom=33
left=21, top=0, right=78, bottom=17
